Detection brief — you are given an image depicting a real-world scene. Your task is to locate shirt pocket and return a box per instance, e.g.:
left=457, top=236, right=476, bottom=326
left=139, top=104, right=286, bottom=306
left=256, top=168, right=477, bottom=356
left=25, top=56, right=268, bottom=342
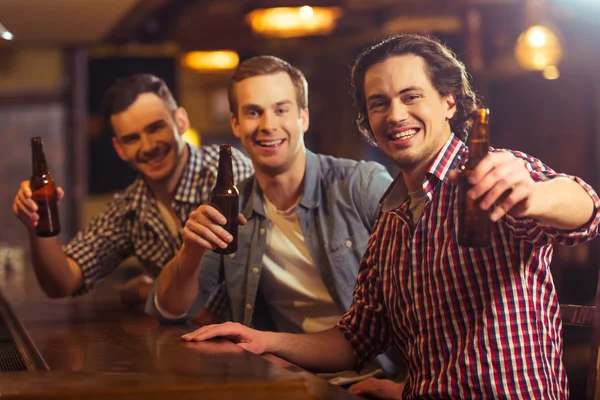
left=325, top=232, right=369, bottom=304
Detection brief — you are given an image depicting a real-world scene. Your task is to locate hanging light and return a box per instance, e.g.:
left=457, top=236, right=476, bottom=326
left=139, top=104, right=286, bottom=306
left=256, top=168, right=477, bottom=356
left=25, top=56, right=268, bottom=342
left=542, top=65, right=560, bottom=80
left=182, top=51, right=239, bottom=71
left=0, top=22, right=13, bottom=40
left=246, top=6, right=343, bottom=38
left=514, top=24, right=563, bottom=71
left=514, top=0, right=563, bottom=71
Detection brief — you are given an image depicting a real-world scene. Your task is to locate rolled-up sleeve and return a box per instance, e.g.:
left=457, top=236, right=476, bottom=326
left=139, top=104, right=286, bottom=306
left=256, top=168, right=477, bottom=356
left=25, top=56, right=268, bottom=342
left=146, top=249, right=230, bottom=323
left=502, top=150, right=600, bottom=247
left=64, top=200, right=133, bottom=295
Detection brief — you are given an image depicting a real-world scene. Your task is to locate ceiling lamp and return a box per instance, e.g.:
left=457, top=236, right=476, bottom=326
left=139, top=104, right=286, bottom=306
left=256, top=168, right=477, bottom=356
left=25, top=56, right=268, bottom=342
left=0, top=22, right=13, bottom=40
left=514, top=24, right=562, bottom=71
left=542, top=65, right=560, bottom=80
left=514, top=0, right=563, bottom=72
left=182, top=51, right=239, bottom=71
left=246, top=6, right=343, bottom=38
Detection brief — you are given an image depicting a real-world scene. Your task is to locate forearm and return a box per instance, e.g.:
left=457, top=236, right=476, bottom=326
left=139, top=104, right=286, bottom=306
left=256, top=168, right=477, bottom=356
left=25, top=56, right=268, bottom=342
left=156, top=243, right=206, bottom=315
left=264, top=327, right=357, bottom=373
left=28, top=231, right=82, bottom=298
left=529, top=178, right=595, bottom=230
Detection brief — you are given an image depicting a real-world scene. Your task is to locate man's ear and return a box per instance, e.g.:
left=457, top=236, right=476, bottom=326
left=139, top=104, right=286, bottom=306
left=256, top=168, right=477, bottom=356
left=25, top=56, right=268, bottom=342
left=112, top=136, right=126, bottom=161
left=445, top=94, right=457, bottom=121
left=230, top=113, right=241, bottom=138
left=300, top=108, right=309, bottom=132
left=174, top=107, right=190, bottom=134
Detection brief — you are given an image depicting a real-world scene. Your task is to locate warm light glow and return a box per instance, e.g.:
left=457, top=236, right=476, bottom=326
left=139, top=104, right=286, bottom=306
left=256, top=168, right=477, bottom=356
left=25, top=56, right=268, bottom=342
left=542, top=65, right=560, bottom=80
left=299, top=6, right=314, bottom=20
left=182, top=51, right=239, bottom=71
left=515, top=25, right=562, bottom=71
left=527, top=26, right=547, bottom=48
left=246, top=7, right=343, bottom=38
left=0, top=22, right=13, bottom=40
left=383, top=15, right=462, bottom=35
left=182, top=128, right=201, bottom=147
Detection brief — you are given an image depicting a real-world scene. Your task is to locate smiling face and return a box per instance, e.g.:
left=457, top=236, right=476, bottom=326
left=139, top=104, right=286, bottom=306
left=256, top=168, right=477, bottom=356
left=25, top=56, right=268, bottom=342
left=110, top=92, right=189, bottom=184
left=364, top=54, right=456, bottom=172
left=230, top=72, right=308, bottom=176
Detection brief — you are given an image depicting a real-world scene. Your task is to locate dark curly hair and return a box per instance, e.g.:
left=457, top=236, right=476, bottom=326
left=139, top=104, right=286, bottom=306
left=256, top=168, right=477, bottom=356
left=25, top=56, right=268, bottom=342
left=350, top=34, right=480, bottom=145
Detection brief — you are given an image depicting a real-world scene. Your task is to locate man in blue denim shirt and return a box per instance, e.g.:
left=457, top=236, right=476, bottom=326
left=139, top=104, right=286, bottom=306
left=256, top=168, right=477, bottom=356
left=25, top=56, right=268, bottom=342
left=148, top=55, right=406, bottom=395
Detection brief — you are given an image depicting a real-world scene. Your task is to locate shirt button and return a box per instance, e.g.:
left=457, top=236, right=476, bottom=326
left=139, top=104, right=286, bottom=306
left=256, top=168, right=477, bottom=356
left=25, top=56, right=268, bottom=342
left=251, top=267, right=259, bottom=274
left=345, top=240, right=352, bottom=248
left=259, top=228, right=266, bottom=235
left=245, top=303, right=252, bottom=311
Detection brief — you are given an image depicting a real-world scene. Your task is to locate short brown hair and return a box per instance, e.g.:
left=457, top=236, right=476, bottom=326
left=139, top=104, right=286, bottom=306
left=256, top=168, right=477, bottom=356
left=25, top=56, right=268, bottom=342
left=351, top=34, right=480, bottom=144
left=102, top=74, right=177, bottom=135
left=228, top=56, right=308, bottom=118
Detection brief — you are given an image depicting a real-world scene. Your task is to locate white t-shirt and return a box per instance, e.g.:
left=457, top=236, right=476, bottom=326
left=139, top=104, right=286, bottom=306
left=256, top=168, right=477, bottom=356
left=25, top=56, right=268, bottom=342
left=260, top=195, right=342, bottom=333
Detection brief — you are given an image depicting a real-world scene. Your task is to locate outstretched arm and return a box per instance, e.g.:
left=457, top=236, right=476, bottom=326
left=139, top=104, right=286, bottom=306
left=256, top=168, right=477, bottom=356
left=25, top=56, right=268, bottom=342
left=450, top=151, right=595, bottom=230
left=182, top=322, right=357, bottom=373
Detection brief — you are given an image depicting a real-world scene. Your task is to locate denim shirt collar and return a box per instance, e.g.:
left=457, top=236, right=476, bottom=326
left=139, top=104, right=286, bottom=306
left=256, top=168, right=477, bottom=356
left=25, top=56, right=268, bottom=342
left=242, top=149, right=320, bottom=219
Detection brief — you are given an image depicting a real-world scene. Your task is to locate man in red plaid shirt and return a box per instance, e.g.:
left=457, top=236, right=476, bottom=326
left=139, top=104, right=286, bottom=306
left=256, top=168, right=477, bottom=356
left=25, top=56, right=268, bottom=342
left=179, top=34, right=600, bottom=399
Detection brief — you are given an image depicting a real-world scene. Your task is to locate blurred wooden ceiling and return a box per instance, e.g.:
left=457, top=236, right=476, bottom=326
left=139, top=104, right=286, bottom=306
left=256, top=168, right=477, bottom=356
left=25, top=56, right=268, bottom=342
left=0, top=0, right=141, bottom=44
left=106, top=0, right=526, bottom=50
left=0, top=0, right=598, bottom=59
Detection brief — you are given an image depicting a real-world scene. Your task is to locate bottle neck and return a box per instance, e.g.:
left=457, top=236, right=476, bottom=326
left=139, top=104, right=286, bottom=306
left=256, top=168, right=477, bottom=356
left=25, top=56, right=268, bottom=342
left=215, top=149, right=234, bottom=187
left=31, top=140, right=49, bottom=177
left=465, top=120, right=489, bottom=168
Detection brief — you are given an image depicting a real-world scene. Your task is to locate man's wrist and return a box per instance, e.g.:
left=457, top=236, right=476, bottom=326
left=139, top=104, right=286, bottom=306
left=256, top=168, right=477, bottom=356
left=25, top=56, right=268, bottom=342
left=262, top=331, right=282, bottom=354
left=177, top=243, right=205, bottom=274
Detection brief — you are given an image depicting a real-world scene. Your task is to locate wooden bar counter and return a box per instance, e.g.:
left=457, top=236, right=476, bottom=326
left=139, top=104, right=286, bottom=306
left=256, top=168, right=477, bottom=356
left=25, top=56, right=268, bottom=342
left=0, top=265, right=359, bottom=399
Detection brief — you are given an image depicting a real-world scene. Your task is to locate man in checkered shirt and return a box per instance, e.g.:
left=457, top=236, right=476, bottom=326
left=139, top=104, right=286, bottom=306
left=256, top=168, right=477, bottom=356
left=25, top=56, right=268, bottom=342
left=12, top=74, right=253, bottom=305
left=178, top=35, right=600, bottom=399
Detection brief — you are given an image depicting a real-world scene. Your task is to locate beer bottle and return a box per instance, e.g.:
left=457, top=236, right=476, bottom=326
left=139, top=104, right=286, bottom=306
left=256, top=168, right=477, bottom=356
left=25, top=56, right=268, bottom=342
left=30, top=137, right=61, bottom=237
left=458, top=108, right=491, bottom=247
left=210, top=145, right=239, bottom=255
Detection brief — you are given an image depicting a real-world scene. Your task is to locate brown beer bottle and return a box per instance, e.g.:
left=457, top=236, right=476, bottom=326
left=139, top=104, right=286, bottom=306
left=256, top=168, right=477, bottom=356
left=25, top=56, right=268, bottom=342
left=458, top=108, right=491, bottom=247
left=30, top=137, right=61, bottom=237
left=210, top=145, right=239, bottom=255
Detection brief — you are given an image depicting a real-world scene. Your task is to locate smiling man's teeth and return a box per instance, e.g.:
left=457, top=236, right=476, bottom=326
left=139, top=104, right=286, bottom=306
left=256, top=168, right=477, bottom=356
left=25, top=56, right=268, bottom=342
left=394, top=129, right=418, bottom=140
left=257, top=139, right=284, bottom=147
left=146, top=154, right=165, bottom=164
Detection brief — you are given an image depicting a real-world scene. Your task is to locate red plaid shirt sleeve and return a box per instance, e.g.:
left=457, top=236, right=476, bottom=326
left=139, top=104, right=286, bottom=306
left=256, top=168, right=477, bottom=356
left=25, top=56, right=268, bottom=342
left=501, top=150, right=600, bottom=247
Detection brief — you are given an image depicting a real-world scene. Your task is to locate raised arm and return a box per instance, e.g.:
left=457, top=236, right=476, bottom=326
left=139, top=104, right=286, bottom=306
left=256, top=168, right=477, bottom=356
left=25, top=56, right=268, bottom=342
left=13, top=180, right=83, bottom=297
left=452, top=151, right=597, bottom=230
left=155, top=205, right=245, bottom=316
left=182, top=322, right=357, bottom=373
left=520, top=178, right=594, bottom=230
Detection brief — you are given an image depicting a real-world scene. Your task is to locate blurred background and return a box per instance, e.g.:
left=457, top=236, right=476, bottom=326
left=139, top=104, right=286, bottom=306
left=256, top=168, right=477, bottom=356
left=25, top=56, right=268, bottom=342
left=1, top=0, right=599, bottom=297
left=0, top=0, right=599, bottom=386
